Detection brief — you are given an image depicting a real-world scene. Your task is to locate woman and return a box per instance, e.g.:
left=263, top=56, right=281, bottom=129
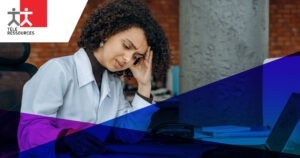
left=18, top=0, right=170, bottom=157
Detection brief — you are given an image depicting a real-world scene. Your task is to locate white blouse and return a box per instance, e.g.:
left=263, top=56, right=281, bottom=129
left=18, top=48, right=157, bottom=156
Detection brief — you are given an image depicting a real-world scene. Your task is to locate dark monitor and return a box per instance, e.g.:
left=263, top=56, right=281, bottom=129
left=266, top=93, right=300, bottom=153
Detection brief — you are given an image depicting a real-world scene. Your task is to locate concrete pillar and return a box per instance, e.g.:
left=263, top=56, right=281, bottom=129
left=179, top=0, right=269, bottom=93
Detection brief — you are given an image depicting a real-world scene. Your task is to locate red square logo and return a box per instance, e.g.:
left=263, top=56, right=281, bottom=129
left=20, top=0, right=47, bottom=27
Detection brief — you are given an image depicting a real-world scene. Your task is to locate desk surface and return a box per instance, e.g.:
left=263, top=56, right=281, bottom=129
left=195, top=132, right=300, bottom=156
left=57, top=141, right=218, bottom=158
left=55, top=138, right=300, bottom=158
left=106, top=141, right=217, bottom=157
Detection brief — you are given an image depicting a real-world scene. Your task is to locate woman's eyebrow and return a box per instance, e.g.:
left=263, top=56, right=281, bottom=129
left=124, top=39, right=137, bottom=50
left=124, top=38, right=147, bottom=56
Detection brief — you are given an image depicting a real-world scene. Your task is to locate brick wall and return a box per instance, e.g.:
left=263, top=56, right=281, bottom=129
left=27, top=0, right=179, bottom=67
left=269, top=0, right=300, bottom=57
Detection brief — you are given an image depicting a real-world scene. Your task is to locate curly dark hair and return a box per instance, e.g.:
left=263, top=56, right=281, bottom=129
left=78, top=0, right=170, bottom=80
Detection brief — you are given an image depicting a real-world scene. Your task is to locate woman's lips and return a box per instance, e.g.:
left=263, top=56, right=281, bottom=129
left=115, top=59, right=123, bottom=69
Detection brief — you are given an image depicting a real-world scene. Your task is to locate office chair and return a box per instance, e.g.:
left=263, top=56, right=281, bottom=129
left=0, top=43, right=37, bottom=156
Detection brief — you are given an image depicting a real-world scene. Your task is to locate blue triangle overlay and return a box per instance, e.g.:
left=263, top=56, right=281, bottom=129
left=1, top=52, right=300, bottom=157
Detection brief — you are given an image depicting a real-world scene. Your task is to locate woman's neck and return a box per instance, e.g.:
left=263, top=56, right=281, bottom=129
left=86, top=50, right=105, bottom=88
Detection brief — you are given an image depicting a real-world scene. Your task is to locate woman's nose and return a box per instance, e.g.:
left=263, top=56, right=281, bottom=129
left=122, top=52, right=134, bottom=63
left=123, top=55, right=130, bottom=62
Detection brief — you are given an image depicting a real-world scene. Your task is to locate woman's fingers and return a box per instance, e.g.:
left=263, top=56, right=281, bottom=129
left=144, top=47, right=150, bottom=61
left=149, top=50, right=153, bottom=65
left=129, top=46, right=152, bottom=75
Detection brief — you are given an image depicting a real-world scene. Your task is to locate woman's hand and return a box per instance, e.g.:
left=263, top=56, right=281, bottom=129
left=129, top=47, right=153, bottom=98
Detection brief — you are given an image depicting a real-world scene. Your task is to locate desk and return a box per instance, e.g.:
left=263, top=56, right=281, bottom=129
left=54, top=129, right=300, bottom=158
left=195, top=132, right=300, bottom=156
left=56, top=138, right=300, bottom=158
left=57, top=140, right=218, bottom=158
left=104, top=141, right=217, bottom=157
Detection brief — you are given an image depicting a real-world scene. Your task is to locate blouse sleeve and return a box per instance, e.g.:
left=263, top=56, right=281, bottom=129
left=18, top=60, right=69, bottom=157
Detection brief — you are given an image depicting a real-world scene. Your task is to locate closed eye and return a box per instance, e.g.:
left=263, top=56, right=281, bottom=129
left=133, top=54, right=144, bottom=60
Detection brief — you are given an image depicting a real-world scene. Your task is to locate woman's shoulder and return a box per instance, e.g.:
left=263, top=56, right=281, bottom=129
left=28, top=55, right=75, bottom=86
left=41, top=55, right=75, bottom=74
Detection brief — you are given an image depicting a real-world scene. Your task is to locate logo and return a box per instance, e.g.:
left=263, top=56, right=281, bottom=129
left=7, top=0, right=47, bottom=35
left=1, top=0, right=87, bottom=42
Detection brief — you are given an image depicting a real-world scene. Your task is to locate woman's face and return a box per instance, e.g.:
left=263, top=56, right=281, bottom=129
left=94, top=27, right=148, bottom=72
